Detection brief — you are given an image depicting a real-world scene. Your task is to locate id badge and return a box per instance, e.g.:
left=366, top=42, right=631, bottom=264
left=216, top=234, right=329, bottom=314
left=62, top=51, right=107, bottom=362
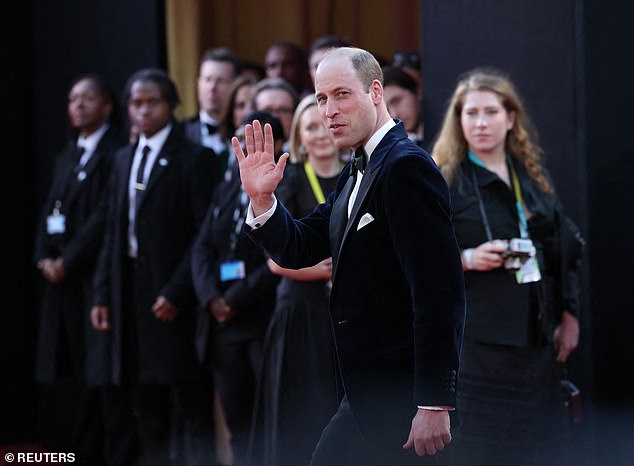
left=220, top=260, right=246, bottom=282
left=515, top=256, right=542, bottom=284
left=47, top=213, right=66, bottom=234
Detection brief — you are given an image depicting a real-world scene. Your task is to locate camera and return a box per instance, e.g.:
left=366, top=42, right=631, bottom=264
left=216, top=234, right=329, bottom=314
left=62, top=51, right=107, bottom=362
left=502, top=238, right=536, bottom=271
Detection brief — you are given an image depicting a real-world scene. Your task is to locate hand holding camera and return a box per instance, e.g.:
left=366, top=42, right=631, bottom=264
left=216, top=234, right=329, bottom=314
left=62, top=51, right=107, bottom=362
left=464, top=238, right=536, bottom=273
left=501, top=238, right=536, bottom=272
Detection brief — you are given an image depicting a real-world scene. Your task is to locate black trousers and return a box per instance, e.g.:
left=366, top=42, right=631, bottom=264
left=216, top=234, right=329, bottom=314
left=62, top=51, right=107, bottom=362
left=310, top=396, right=442, bottom=466
left=122, top=258, right=215, bottom=466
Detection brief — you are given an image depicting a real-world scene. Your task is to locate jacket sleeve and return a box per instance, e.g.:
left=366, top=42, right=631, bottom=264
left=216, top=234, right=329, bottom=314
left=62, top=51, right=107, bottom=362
left=556, top=205, right=585, bottom=318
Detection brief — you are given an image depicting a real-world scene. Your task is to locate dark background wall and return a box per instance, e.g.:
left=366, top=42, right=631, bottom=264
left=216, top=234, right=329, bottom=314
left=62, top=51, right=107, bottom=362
left=4, top=0, right=633, bottom=463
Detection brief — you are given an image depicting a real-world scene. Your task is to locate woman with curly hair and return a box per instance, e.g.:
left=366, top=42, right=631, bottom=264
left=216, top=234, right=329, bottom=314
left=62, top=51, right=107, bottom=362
left=432, top=68, right=584, bottom=465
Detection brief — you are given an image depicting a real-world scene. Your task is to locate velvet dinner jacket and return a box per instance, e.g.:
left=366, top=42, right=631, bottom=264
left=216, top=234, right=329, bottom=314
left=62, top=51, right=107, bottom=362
left=248, top=121, right=466, bottom=442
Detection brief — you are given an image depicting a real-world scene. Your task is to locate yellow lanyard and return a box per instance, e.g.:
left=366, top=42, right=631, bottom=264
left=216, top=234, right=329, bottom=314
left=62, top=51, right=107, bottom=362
left=304, top=161, right=326, bottom=204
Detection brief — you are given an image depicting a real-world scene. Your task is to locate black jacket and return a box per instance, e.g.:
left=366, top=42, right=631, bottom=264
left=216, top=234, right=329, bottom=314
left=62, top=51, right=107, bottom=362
left=450, top=158, right=583, bottom=347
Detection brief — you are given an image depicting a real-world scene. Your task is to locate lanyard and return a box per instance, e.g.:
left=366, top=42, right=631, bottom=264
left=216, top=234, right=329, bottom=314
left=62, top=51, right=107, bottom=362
left=304, top=161, right=326, bottom=204
left=467, top=151, right=529, bottom=239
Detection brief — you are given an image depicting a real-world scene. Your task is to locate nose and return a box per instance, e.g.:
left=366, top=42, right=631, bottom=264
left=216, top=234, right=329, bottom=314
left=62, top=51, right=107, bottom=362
left=324, top=100, right=338, bottom=119
left=476, top=113, right=487, bottom=127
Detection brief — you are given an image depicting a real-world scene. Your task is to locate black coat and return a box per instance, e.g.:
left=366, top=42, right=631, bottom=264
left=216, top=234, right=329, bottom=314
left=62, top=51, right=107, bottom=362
left=92, top=127, right=220, bottom=385
left=191, top=167, right=279, bottom=362
left=34, top=127, right=124, bottom=383
left=449, top=159, right=584, bottom=346
left=248, top=122, right=466, bottom=446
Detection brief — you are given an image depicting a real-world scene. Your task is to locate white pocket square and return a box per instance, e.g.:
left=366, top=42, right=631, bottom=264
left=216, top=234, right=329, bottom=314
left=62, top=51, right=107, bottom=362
left=357, top=213, right=375, bottom=231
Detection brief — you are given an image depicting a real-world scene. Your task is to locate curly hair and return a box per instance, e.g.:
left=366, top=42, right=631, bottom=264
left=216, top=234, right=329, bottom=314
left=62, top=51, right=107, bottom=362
left=432, top=67, right=553, bottom=194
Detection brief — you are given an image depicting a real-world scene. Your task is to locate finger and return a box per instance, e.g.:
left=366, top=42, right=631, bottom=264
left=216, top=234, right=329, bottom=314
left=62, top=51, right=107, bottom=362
left=253, top=120, right=264, bottom=153
left=424, top=441, right=437, bottom=456
left=433, top=435, right=446, bottom=452
left=402, top=433, right=414, bottom=450
left=264, top=123, right=274, bottom=156
left=274, top=152, right=290, bottom=178
left=232, top=136, right=245, bottom=162
left=90, top=310, right=100, bottom=329
left=245, top=123, right=255, bottom=155
left=557, top=348, right=569, bottom=363
left=442, top=431, right=452, bottom=445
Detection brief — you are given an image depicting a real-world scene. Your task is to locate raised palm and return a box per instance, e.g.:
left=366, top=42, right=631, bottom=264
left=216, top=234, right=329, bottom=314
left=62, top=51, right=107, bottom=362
left=231, top=120, right=289, bottom=214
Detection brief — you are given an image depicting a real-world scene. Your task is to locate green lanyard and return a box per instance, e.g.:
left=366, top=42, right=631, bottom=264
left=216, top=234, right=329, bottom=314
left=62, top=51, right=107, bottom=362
left=467, top=151, right=529, bottom=239
left=507, top=156, right=529, bottom=239
left=304, top=161, right=326, bottom=204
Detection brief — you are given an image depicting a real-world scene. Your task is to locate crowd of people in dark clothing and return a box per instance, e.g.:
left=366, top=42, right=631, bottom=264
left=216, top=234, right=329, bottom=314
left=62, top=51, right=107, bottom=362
left=33, top=34, right=583, bottom=466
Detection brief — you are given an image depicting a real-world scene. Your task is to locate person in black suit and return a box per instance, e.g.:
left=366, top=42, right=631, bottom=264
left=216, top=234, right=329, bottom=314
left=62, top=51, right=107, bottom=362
left=191, top=111, right=284, bottom=466
left=432, top=67, right=583, bottom=466
left=181, top=47, right=242, bottom=174
left=91, top=68, right=220, bottom=466
left=34, top=72, right=124, bottom=465
left=232, top=47, right=466, bottom=465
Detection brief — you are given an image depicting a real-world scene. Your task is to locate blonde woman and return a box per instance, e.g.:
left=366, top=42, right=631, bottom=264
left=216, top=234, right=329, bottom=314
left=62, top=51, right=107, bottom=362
left=432, top=68, right=583, bottom=465
left=247, top=95, right=342, bottom=466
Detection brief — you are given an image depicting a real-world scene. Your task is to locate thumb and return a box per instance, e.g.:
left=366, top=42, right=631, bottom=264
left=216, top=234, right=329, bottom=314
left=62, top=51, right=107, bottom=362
left=402, top=431, right=414, bottom=450
left=275, top=152, right=290, bottom=177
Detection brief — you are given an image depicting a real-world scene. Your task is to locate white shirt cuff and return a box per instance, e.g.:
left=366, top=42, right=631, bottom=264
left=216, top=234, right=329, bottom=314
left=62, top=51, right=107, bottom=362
left=245, top=196, right=277, bottom=229
left=417, top=406, right=455, bottom=411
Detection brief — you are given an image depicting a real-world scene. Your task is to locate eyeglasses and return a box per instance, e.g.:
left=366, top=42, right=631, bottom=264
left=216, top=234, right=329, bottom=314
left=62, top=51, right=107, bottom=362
left=263, top=107, right=294, bottom=116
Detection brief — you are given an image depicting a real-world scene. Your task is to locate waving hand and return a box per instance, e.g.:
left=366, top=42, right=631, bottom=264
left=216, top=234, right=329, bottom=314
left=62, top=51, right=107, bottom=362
left=231, top=120, right=289, bottom=216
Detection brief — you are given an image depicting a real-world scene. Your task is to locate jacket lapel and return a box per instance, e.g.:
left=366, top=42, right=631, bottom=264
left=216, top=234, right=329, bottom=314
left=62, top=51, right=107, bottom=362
left=329, top=164, right=356, bottom=273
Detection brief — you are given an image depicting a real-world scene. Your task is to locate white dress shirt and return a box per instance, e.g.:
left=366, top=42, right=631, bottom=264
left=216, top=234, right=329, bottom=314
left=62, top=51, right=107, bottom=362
left=127, top=123, right=172, bottom=257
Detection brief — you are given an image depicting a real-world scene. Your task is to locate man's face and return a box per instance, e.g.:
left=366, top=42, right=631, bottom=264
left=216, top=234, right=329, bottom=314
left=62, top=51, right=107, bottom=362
left=265, top=45, right=304, bottom=92
left=197, top=60, right=236, bottom=119
left=315, top=56, right=379, bottom=150
left=254, top=88, right=295, bottom=140
left=127, top=81, right=171, bottom=138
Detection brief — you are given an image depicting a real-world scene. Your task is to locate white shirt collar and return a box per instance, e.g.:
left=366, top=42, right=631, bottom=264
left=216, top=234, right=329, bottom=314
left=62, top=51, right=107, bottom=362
left=138, top=123, right=172, bottom=154
left=199, top=111, right=219, bottom=126
left=363, top=119, right=396, bottom=159
left=77, top=124, right=109, bottom=154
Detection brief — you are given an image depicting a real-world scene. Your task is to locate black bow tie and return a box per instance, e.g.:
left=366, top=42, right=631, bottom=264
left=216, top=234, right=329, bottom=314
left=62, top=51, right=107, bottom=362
left=352, top=146, right=368, bottom=174
left=205, top=123, right=218, bottom=135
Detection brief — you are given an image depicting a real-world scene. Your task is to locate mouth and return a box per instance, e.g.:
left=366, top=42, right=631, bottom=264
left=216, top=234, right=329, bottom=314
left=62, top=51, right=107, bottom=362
left=329, top=123, right=345, bottom=135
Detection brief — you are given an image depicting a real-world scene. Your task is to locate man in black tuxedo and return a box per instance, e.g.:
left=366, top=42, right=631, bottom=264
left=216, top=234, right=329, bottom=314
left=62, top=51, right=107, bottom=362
left=181, top=47, right=242, bottom=174
left=91, top=68, right=220, bottom=466
left=232, top=47, right=466, bottom=465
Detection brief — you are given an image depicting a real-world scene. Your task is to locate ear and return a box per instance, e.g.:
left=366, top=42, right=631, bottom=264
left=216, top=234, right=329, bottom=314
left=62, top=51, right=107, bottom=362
left=370, top=80, right=383, bottom=104
left=507, top=110, right=516, bottom=131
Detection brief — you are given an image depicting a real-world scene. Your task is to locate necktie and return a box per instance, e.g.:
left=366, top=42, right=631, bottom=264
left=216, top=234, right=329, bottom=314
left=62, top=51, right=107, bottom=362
left=73, top=145, right=87, bottom=173
left=352, top=146, right=368, bottom=174
left=205, top=123, right=218, bottom=135
left=135, top=145, right=151, bottom=209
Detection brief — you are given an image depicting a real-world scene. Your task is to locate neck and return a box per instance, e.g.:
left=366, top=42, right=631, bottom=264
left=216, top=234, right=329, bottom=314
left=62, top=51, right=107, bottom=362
left=307, top=153, right=341, bottom=177
left=203, top=110, right=219, bottom=121
left=470, top=149, right=506, bottom=169
left=470, top=148, right=510, bottom=186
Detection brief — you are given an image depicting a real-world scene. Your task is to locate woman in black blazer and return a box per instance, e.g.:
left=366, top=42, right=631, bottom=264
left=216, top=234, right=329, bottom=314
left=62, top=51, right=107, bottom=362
left=432, top=67, right=584, bottom=466
left=33, top=73, right=123, bottom=463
